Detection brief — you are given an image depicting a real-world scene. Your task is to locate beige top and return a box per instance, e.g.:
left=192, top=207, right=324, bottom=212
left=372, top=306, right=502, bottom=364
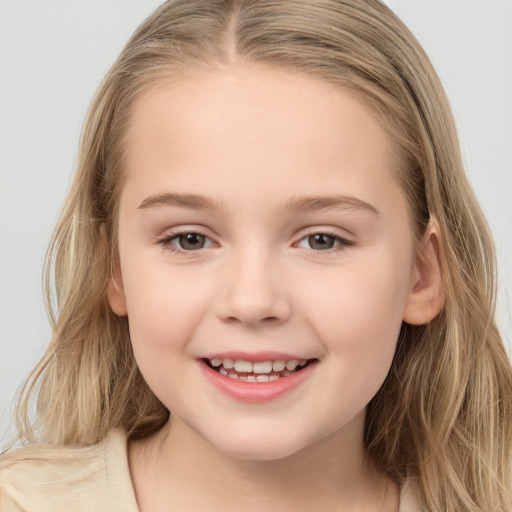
left=0, top=430, right=423, bottom=511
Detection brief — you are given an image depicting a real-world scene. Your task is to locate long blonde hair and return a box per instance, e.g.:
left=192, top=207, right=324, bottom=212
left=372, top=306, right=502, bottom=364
left=12, top=1, right=512, bottom=509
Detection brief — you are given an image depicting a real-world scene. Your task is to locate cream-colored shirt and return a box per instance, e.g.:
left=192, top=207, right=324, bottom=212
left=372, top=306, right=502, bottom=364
left=0, top=430, right=423, bottom=511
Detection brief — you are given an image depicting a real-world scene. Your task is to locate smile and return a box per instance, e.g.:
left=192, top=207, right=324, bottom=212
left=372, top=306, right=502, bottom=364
left=200, top=356, right=318, bottom=403
left=205, top=358, right=311, bottom=382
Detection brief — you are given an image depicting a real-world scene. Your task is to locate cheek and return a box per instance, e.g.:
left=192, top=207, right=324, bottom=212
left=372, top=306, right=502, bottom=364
left=121, top=269, right=212, bottom=409
left=120, top=257, right=211, bottom=371
left=298, top=260, right=408, bottom=430
left=298, top=250, right=411, bottom=371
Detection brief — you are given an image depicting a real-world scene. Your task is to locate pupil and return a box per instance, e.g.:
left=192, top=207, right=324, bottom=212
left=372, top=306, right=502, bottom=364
left=309, top=234, right=334, bottom=250
left=180, top=233, right=205, bottom=250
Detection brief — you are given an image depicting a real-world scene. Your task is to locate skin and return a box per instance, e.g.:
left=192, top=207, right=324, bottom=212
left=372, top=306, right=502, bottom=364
left=108, top=63, right=443, bottom=511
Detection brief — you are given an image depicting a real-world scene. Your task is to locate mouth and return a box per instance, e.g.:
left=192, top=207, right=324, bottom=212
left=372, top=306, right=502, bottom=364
left=202, top=357, right=316, bottom=382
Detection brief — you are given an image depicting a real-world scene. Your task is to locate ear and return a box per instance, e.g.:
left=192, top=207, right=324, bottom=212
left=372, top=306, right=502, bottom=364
left=107, top=258, right=128, bottom=316
left=100, top=223, right=128, bottom=317
left=403, top=220, right=445, bottom=325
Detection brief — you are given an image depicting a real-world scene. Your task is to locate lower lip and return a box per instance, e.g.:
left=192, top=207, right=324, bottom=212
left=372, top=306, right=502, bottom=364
left=199, top=360, right=317, bottom=403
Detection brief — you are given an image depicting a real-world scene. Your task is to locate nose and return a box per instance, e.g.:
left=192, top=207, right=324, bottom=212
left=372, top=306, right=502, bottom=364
left=214, top=246, right=292, bottom=327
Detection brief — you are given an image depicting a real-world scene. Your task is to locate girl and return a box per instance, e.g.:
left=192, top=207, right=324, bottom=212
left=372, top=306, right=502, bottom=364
left=1, top=0, right=511, bottom=510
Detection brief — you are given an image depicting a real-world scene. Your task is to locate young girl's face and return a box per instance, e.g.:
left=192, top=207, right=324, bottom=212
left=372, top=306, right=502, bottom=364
left=109, top=64, right=424, bottom=460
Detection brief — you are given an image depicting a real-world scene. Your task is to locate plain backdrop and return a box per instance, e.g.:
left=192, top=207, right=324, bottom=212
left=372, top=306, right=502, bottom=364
left=1, top=0, right=511, bottom=438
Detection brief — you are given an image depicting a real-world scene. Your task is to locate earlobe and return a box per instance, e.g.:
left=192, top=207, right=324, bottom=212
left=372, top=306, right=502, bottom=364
left=107, top=260, right=128, bottom=317
left=403, top=221, right=445, bottom=325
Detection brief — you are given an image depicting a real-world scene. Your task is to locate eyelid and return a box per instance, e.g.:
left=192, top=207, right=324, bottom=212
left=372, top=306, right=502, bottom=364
left=154, top=226, right=354, bottom=255
left=156, top=227, right=218, bottom=254
left=294, top=229, right=354, bottom=253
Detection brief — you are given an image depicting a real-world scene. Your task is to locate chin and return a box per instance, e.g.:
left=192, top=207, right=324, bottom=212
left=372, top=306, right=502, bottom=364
left=204, top=426, right=316, bottom=462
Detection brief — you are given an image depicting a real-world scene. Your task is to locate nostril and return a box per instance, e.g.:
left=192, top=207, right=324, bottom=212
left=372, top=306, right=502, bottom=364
left=261, top=316, right=281, bottom=323
left=223, top=314, right=282, bottom=326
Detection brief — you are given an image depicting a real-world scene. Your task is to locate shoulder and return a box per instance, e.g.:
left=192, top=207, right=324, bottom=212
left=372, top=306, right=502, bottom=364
left=0, top=430, right=138, bottom=512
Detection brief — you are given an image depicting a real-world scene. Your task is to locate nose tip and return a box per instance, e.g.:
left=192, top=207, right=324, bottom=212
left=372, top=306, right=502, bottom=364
left=215, top=257, right=291, bottom=327
left=221, top=296, right=288, bottom=326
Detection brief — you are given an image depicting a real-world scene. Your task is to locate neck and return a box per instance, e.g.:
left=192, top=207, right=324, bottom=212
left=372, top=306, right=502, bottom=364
left=129, top=415, right=398, bottom=512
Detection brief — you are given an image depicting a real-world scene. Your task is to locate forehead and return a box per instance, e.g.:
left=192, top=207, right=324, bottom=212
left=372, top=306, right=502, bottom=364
left=121, top=64, right=402, bottom=214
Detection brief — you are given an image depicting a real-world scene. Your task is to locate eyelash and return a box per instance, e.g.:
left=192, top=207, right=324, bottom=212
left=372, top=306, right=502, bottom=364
left=156, top=230, right=354, bottom=255
left=157, top=231, right=216, bottom=254
left=295, top=231, right=354, bottom=253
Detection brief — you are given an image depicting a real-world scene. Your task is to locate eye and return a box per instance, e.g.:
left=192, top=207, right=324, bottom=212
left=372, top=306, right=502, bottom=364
left=159, top=232, right=215, bottom=252
left=297, top=233, right=352, bottom=251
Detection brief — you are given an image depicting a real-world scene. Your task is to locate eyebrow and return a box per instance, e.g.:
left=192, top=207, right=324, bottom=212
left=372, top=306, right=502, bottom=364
left=137, top=192, right=379, bottom=215
left=283, top=195, right=379, bottom=215
left=138, top=193, right=227, bottom=212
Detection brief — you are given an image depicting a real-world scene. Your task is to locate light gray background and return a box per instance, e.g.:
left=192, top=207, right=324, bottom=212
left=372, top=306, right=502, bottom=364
left=1, top=0, right=511, bottom=438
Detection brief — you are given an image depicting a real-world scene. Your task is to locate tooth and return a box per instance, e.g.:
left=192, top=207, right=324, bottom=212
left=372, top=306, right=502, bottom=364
left=285, top=360, right=299, bottom=371
left=256, top=375, right=270, bottom=382
left=211, top=358, right=222, bottom=367
left=269, top=375, right=279, bottom=381
left=219, top=368, right=228, bottom=376
left=223, top=359, right=234, bottom=369
left=228, top=373, right=239, bottom=380
left=239, top=375, right=248, bottom=382
left=272, top=360, right=286, bottom=372
left=234, top=360, right=253, bottom=373
left=253, top=361, right=273, bottom=374
left=282, top=370, right=292, bottom=377
left=247, top=375, right=257, bottom=382
left=298, top=359, right=307, bottom=367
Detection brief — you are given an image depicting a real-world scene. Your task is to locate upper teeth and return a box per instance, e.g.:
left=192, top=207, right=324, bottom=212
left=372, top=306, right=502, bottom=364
left=209, top=358, right=307, bottom=374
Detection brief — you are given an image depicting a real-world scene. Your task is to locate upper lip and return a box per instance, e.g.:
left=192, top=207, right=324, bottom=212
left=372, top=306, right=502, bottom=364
left=200, top=351, right=314, bottom=362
